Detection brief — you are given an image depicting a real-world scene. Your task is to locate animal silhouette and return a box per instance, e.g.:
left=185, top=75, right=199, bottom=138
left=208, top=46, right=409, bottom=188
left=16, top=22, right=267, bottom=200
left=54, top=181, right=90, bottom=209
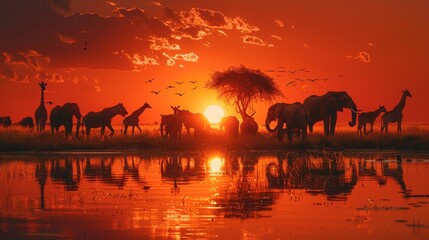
left=35, top=81, right=48, bottom=132
left=240, top=113, right=258, bottom=137
left=122, top=102, right=152, bottom=135
left=381, top=89, right=412, bottom=134
left=50, top=103, right=83, bottom=138
left=160, top=114, right=182, bottom=140
left=82, top=103, right=128, bottom=137
left=172, top=106, right=210, bottom=139
left=219, top=116, right=239, bottom=139
left=19, top=116, right=34, bottom=129
left=357, top=106, right=387, bottom=137
left=0, top=116, right=12, bottom=127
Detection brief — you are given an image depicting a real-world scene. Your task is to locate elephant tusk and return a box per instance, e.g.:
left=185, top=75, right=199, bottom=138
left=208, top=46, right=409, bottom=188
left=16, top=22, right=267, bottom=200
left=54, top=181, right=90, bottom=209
left=350, top=108, right=362, bottom=114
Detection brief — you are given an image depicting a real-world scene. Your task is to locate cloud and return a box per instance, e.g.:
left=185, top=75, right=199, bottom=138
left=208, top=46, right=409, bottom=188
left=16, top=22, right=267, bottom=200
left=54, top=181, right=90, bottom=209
left=242, top=35, right=266, bottom=46
left=368, top=42, right=375, bottom=47
left=58, top=33, right=77, bottom=45
left=36, top=72, right=64, bottom=83
left=347, top=51, right=371, bottom=63
left=150, top=37, right=181, bottom=51
left=106, top=1, right=116, bottom=6
left=271, top=35, right=282, bottom=40
left=274, top=19, right=284, bottom=28
left=163, top=52, right=199, bottom=63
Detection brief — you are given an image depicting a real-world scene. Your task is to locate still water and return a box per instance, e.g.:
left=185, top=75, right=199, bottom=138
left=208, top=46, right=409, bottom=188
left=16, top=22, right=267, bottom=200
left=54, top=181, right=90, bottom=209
left=0, top=151, right=428, bottom=239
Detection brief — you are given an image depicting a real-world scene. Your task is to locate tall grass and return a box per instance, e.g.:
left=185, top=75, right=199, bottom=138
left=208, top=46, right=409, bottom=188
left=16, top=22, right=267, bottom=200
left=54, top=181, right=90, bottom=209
left=1, top=124, right=428, bottom=152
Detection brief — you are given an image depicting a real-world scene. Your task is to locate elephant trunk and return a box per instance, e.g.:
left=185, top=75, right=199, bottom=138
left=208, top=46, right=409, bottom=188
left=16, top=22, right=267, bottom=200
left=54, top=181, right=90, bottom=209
left=349, top=101, right=357, bottom=127
left=265, top=119, right=277, bottom=133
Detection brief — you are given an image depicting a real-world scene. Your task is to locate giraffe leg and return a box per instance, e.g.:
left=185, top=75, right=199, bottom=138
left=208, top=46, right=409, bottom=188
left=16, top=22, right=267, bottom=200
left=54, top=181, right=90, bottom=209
left=357, top=124, right=361, bottom=137
left=136, top=125, right=142, bottom=134
left=123, top=125, right=128, bottom=136
left=132, top=126, right=135, bottom=135
left=370, top=123, right=374, bottom=136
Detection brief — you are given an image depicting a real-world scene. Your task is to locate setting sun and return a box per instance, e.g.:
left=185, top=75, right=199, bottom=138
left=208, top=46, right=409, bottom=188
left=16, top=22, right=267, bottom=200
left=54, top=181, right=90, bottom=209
left=203, top=105, right=225, bottom=124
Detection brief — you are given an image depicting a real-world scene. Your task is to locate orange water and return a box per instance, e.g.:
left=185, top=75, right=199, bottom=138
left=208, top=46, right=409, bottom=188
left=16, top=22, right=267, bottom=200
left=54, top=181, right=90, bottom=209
left=0, top=151, right=428, bottom=239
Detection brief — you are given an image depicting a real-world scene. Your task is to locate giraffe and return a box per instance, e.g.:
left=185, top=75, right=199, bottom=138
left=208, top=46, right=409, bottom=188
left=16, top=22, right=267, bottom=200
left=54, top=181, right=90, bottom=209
left=35, top=81, right=48, bottom=132
left=122, top=102, right=152, bottom=135
left=357, top=106, right=386, bottom=137
left=381, top=89, right=412, bottom=134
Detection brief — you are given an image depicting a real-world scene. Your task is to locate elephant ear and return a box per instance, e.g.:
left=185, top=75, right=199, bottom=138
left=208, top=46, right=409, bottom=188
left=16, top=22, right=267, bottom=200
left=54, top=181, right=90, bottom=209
left=273, top=103, right=283, bottom=119
left=327, top=92, right=343, bottom=111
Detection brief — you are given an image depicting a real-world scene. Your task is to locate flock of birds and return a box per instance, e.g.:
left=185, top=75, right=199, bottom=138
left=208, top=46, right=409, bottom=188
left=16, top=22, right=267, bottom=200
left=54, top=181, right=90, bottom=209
left=147, top=78, right=199, bottom=97
left=264, top=66, right=345, bottom=90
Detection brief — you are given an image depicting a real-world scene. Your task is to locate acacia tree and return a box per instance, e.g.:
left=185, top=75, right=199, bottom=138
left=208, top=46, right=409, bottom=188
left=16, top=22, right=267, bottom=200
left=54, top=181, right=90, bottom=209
left=206, top=65, right=283, bottom=118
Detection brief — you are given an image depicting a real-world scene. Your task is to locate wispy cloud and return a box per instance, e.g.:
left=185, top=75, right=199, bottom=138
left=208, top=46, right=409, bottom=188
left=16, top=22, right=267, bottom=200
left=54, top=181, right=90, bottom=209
left=57, top=33, right=77, bottom=45
left=274, top=19, right=284, bottom=28
left=242, top=35, right=266, bottom=46
left=347, top=51, right=371, bottom=63
left=271, top=35, right=282, bottom=40
left=163, top=52, right=199, bottom=63
left=150, top=37, right=181, bottom=51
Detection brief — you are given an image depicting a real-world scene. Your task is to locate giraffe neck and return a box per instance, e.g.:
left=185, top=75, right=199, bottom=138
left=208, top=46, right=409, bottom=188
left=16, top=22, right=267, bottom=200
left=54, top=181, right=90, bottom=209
left=374, top=108, right=384, bottom=117
left=40, top=88, right=45, bottom=106
left=132, top=106, right=148, bottom=117
left=393, top=94, right=407, bottom=113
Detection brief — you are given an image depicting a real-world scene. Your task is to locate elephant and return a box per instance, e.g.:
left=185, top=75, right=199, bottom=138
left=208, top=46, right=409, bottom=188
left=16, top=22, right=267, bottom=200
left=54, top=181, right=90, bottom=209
left=50, top=103, right=82, bottom=138
left=303, top=91, right=358, bottom=136
left=219, top=116, right=239, bottom=139
left=160, top=114, right=182, bottom=140
left=265, top=102, right=308, bottom=142
left=240, top=113, right=258, bottom=137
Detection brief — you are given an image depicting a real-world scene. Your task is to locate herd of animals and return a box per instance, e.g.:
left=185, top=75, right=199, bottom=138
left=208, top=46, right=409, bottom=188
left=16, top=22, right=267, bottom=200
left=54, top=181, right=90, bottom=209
left=0, top=81, right=412, bottom=142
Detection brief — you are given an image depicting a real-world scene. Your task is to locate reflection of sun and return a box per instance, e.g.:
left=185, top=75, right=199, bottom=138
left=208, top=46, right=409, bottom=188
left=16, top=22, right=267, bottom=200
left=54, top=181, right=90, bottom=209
left=204, top=105, right=225, bottom=124
left=209, top=157, right=223, bottom=174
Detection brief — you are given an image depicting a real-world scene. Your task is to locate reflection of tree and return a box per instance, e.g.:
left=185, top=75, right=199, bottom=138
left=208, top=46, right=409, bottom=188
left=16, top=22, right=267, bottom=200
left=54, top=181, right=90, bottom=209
left=213, top=153, right=279, bottom=219
left=35, top=160, right=48, bottom=209
left=83, top=157, right=127, bottom=189
left=160, top=154, right=205, bottom=190
left=50, top=158, right=81, bottom=191
left=266, top=152, right=358, bottom=201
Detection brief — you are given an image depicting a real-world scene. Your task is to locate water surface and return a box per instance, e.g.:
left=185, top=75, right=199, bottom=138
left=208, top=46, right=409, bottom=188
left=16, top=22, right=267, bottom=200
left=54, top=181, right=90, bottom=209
left=0, top=151, right=428, bottom=239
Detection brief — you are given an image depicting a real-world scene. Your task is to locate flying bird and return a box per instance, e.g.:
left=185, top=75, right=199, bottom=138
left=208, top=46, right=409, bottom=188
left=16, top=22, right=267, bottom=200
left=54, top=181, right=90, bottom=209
left=166, top=85, right=175, bottom=89
left=192, top=86, right=198, bottom=90
left=337, top=74, right=345, bottom=78
left=151, top=90, right=161, bottom=95
left=146, top=78, right=155, bottom=83
left=321, top=78, right=330, bottom=81
left=175, top=92, right=185, bottom=96
left=285, top=81, right=296, bottom=87
left=189, top=81, right=198, bottom=84
left=175, top=81, right=184, bottom=85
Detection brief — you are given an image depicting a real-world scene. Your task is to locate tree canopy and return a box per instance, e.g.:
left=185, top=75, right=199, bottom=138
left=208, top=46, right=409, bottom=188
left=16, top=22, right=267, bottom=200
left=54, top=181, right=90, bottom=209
left=206, top=65, right=283, bottom=118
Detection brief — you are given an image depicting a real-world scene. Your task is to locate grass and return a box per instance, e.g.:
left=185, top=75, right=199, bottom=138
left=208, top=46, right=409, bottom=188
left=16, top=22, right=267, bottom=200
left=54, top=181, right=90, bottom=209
left=0, top=124, right=429, bottom=152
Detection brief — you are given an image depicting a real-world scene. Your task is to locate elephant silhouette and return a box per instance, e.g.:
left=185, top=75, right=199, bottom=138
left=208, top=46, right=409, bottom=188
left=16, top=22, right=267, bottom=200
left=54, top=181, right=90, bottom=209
left=160, top=114, right=182, bottom=140
left=304, top=91, right=358, bottom=136
left=50, top=103, right=82, bottom=138
left=82, top=103, right=128, bottom=138
left=265, top=102, right=308, bottom=142
left=219, top=116, right=239, bottom=139
left=19, top=116, right=34, bottom=129
left=240, top=113, right=258, bottom=137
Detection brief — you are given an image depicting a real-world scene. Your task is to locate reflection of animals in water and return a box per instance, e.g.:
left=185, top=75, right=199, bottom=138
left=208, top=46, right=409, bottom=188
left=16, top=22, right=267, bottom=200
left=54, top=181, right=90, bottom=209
left=381, top=89, right=412, bottom=134
left=219, top=116, right=239, bottom=139
left=19, top=116, right=34, bottom=129
left=357, top=106, right=387, bottom=137
left=0, top=116, right=12, bottom=127
left=82, top=103, right=128, bottom=137
left=173, top=106, right=210, bottom=139
left=265, top=102, right=308, bottom=142
left=35, top=81, right=48, bottom=132
left=304, top=91, right=358, bottom=136
left=50, top=103, right=83, bottom=138
left=240, top=113, right=258, bottom=137
left=160, top=114, right=182, bottom=140
left=122, top=102, right=151, bottom=135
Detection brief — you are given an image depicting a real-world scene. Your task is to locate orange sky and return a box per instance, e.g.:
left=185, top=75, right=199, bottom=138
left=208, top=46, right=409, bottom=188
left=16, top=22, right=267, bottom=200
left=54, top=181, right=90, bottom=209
left=1, top=0, right=428, bottom=126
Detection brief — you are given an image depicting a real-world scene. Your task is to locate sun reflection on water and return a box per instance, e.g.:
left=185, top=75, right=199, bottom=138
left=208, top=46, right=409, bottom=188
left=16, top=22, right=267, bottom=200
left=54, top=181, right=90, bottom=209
left=209, top=157, right=224, bottom=176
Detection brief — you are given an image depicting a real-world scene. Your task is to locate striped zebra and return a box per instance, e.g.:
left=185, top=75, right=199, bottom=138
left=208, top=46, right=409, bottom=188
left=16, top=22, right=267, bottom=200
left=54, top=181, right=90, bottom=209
left=381, top=89, right=412, bottom=134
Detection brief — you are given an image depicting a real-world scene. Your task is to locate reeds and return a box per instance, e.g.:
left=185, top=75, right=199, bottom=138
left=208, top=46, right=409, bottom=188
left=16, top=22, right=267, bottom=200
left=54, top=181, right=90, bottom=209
left=1, top=124, right=428, bottom=152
